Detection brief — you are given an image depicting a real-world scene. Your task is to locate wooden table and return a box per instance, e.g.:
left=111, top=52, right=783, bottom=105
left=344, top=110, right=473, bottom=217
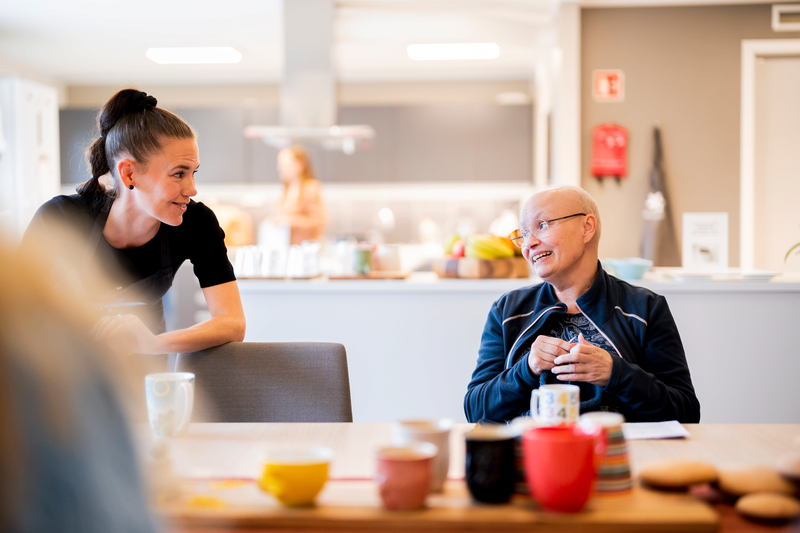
left=142, top=424, right=800, bottom=532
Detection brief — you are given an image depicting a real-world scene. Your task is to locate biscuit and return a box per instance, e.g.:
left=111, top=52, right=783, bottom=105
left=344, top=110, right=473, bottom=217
left=776, top=454, right=800, bottom=482
left=639, top=460, right=718, bottom=489
left=735, top=492, right=800, bottom=521
left=717, top=466, right=796, bottom=497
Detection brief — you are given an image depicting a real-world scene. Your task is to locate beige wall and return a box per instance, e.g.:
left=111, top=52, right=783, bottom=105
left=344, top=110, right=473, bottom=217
left=581, top=4, right=800, bottom=266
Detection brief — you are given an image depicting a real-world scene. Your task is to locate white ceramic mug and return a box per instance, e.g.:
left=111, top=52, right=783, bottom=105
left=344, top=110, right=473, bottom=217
left=145, top=372, right=195, bottom=437
left=391, top=419, right=453, bottom=493
left=531, top=384, right=580, bottom=426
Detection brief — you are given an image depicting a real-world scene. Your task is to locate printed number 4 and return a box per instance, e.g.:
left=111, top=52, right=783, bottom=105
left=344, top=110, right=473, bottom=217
left=558, top=393, right=567, bottom=405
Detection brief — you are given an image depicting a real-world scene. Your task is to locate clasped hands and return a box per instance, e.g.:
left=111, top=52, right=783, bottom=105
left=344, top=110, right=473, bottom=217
left=527, top=334, right=612, bottom=387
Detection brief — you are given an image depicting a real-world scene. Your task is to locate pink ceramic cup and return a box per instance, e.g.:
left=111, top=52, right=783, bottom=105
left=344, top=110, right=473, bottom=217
left=375, top=443, right=437, bottom=511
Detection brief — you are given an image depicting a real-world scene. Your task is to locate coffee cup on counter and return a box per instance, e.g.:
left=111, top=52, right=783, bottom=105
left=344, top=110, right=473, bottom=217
left=351, top=244, right=374, bottom=276
left=374, top=244, right=402, bottom=271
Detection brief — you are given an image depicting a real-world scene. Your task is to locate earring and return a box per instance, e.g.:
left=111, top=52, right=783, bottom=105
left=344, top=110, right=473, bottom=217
left=128, top=184, right=134, bottom=190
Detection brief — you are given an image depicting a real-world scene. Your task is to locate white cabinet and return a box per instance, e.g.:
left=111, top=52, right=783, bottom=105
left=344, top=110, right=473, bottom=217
left=0, top=77, right=60, bottom=241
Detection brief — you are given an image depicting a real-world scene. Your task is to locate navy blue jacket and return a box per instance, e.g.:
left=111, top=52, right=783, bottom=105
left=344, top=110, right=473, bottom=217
left=464, top=265, right=700, bottom=423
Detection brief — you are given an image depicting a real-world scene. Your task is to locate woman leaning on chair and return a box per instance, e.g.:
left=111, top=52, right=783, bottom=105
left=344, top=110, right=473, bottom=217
left=21, top=88, right=245, bottom=357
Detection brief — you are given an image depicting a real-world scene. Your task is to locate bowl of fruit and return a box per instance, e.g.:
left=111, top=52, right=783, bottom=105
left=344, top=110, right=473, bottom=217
left=436, top=234, right=528, bottom=279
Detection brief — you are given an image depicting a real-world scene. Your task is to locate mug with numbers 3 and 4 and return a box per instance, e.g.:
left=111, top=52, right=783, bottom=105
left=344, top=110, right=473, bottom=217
left=531, top=384, right=580, bottom=426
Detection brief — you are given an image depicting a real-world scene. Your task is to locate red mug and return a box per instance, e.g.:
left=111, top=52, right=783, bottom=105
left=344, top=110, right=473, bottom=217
left=522, top=424, right=606, bottom=513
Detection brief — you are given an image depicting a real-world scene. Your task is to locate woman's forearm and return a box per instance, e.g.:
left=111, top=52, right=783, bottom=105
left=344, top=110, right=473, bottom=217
left=154, top=312, right=246, bottom=354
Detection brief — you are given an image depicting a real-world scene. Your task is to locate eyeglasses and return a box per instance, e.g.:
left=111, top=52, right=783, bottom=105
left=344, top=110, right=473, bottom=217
left=509, top=213, right=587, bottom=247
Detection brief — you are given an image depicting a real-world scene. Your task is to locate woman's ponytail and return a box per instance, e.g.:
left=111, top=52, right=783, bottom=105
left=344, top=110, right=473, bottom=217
left=77, top=88, right=194, bottom=209
left=75, top=136, right=110, bottom=208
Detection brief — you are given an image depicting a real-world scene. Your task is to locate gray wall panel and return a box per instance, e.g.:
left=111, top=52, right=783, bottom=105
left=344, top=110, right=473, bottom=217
left=174, top=107, right=245, bottom=184
left=62, top=103, right=532, bottom=185
left=247, top=106, right=281, bottom=183
left=59, top=108, right=97, bottom=184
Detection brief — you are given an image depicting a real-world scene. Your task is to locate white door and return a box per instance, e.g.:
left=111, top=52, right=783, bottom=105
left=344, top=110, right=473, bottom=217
left=753, top=56, right=800, bottom=272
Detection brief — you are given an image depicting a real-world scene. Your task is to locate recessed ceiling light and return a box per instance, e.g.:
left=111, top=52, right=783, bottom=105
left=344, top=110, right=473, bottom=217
left=145, top=47, right=242, bottom=64
left=407, top=43, right=500, bottom=61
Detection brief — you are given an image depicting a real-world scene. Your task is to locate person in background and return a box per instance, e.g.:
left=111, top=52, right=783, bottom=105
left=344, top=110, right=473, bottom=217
left=0, top=241, right=158, bottom=533
left=21, top=88, right=245, bottom=359
left=273, top=145, right=327, bottom=245
left=464, top=186, right=700, bottom=423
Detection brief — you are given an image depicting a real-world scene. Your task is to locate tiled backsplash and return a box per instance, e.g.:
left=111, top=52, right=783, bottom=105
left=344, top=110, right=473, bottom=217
left=194, top=181, right=536, bottom=244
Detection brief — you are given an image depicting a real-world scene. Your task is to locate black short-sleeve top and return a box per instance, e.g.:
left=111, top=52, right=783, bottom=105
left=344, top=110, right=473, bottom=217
left=23, top=193, right=236, bottom=321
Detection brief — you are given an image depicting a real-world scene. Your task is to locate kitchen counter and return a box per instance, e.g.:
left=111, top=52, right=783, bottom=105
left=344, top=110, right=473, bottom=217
left=236, top=272, right=800, bottom=424
left=238, top=271, right=800, bottom=293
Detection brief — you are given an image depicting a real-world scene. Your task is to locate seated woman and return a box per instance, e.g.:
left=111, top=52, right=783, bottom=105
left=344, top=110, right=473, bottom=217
left=22, top=89, right=245, bottom=357
left=0, top=241, right=159, bottom=533
left=272, top=145, right=327, bottom=245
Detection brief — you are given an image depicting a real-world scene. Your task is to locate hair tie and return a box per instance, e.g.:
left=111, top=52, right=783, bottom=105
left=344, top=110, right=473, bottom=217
left=126, top=91, right=158, bottom=114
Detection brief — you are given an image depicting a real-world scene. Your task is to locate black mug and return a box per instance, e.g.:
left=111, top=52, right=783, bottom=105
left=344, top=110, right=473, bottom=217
left=465, top=425, right=518, bottom=504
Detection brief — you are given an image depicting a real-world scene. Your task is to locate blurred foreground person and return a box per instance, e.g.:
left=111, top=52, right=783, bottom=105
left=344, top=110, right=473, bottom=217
left=0, top=241, right=159, bottom=533
left=21, top=88, right=245, bottom=359
left=464, top=186, right=700, bottom=423
left=273, top=145, right=327, bottom=245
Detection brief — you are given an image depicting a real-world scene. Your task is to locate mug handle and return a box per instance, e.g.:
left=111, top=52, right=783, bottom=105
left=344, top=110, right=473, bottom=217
left=174, top=380, right=194, bottom=436
left=531, top=389, right=541, bottom=422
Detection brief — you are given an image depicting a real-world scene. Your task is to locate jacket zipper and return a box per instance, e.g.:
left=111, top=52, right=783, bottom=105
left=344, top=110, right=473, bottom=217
left=575, top=302, right=624, bottom=359
left=505, top=305, right=563, bottom=369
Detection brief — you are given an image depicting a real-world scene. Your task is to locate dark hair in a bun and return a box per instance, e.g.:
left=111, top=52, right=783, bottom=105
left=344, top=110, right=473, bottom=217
left=77, top=89, right=194, bottom=209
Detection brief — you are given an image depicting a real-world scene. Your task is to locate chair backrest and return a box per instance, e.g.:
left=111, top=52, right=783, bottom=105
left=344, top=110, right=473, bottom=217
left=175, top=342, right=353, bottom=423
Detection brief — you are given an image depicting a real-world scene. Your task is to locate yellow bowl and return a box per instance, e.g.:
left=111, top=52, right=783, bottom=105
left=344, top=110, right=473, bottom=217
left=257, top=446, right=334, bottom=507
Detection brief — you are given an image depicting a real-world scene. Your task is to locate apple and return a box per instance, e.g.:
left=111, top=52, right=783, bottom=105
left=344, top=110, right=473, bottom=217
left=451, top=240, right=466, bottom=259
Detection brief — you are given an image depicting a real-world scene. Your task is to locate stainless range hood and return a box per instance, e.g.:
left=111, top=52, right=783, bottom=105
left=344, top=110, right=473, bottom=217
left=244, top=0, right=375, bottom=154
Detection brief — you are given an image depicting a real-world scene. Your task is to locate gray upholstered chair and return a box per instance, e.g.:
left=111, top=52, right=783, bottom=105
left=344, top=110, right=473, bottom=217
left=175, top=342, right=353, bottom=423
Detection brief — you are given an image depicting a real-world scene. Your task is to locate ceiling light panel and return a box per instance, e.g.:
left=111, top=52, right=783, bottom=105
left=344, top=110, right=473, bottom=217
left=407, top=43, right=499, bottom=61
left=146, top=47, right=243, bottom=64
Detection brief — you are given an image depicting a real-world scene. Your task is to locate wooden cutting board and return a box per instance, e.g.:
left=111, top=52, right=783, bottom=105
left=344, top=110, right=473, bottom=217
left=328, top=270, right=410, bottom=280
left=433, top=257, right=530, bottom=279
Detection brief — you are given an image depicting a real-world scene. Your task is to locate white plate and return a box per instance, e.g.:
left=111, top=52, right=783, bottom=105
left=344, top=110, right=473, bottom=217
left=670, top=273, right=715, bottom=283
left=738, top=269, right=779, bottom=281
left=664, top=268, right=779, bottom=282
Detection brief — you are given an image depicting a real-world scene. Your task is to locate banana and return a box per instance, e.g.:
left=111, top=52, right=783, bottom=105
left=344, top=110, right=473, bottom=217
left=465, top=234, right=516, bottom=259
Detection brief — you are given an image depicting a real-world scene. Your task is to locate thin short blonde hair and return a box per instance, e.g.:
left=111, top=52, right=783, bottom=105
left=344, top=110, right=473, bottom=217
left=539, top=186, right=602, bottom=244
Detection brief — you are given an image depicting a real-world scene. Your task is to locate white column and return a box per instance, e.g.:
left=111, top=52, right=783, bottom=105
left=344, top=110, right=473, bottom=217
left=550, top=2, right=581, bottom=187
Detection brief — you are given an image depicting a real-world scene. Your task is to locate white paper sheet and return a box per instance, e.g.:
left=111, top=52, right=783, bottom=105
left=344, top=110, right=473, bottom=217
left=621, top=420, right=690, bottom=440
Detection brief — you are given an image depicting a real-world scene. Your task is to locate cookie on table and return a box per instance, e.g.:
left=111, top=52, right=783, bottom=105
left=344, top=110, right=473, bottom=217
left=735, top=492, right=800, bottom=521
left=777, top=454, right=800, bottom=483
left=717, top=466, right=796, bottom=497
left=639, top=460, right=718, bottom=490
